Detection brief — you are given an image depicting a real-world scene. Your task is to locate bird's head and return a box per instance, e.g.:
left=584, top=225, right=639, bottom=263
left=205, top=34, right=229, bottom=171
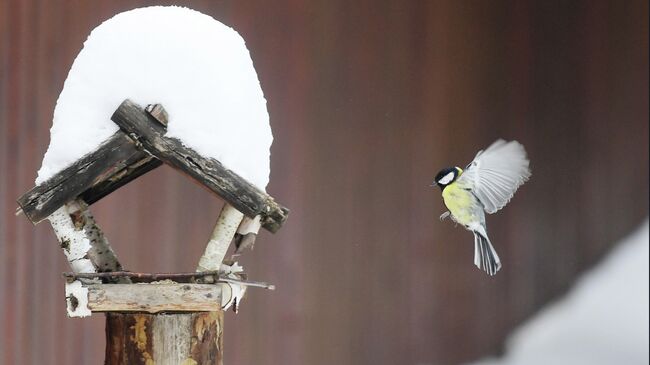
left=432, top=166, right=463, bottom=190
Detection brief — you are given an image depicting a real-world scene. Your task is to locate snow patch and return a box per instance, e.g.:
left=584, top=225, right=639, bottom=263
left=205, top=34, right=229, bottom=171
left=468, top=219, right=650, bottom=365
left=37, top=6, right=272, bottom=190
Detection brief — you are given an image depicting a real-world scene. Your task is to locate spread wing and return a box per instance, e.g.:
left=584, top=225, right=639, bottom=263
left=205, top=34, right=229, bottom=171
left=456, top=139, right=531, bottom=214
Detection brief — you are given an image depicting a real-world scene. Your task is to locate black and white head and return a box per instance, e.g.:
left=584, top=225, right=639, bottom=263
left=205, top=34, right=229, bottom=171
left=432, top=167, right=462, bottom=190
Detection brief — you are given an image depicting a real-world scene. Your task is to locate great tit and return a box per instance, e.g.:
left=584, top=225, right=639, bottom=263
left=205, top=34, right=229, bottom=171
left=432, top=139, right=531, bottom=275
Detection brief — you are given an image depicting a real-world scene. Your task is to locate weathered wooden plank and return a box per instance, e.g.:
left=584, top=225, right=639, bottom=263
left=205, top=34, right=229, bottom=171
left=80, top=156, right=162, bottom=205
left=16, top=131, right=153, bottom=224
left=82, top=283, right=223, bottom=313
left=82, top=104, right=168, bottom=205
left=111, top=99, right=289, bottom=233
left=105, top=312, right=223, bottom=365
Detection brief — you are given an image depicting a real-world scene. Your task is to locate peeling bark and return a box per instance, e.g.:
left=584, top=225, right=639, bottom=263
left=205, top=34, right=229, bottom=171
left=232, top=215, right=261, bottom=255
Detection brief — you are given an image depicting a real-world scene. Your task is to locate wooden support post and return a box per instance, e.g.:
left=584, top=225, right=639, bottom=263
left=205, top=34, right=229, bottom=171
left=105, top=312, right=223, bottom=365
left=48, top=199, right=124, bottom=278
left=196, top=203, right=248, bottom=313
left=197, top=204, right=244, bottom=273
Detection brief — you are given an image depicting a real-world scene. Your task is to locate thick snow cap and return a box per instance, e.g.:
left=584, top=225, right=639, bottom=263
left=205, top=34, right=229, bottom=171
left=37, top=6, right=272, bottom=190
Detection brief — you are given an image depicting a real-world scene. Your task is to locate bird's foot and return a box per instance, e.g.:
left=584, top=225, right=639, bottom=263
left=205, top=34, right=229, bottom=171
left=439, top=211, right=451, bottom=221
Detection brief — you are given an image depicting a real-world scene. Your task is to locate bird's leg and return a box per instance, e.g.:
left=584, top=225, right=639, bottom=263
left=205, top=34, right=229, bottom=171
left=439, top=211, right=451, bottom=221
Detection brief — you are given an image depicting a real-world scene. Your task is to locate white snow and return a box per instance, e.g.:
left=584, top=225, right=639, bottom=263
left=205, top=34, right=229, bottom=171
left=36, top=6, right=272, bottom=190
left=468, top=219, right=650, bottom=365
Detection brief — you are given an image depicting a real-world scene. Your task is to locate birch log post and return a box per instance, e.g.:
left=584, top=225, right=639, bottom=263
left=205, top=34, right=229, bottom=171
left=197, top=204, right=244, bottom=273
left=48, top=199, right=124, bottom=277
left=105, top=312, right=223, bottom=365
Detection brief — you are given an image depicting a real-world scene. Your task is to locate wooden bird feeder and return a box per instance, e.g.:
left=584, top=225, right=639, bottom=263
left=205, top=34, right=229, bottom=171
left=17, top=100, right=289, bottom=364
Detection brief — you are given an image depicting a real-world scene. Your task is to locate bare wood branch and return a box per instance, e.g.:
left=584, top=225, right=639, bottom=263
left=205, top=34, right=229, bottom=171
left=218, top=277, right=275, bottom=290
left=111, top=99, right=289, bottom=233
left=197, top=204, right=244, bottom=272
left=62, top=271, right=275, bottom=289
left=63, top=270, right=222, bottom=283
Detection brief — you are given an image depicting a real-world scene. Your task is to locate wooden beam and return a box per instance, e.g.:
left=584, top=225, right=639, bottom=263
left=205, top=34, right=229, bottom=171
left=67, top=283, right=224, bottom=314
left=80, top=156, right=162, bottom=205
left=81, top=104, right=168, bottom=205
left=17, top=131, right=157, bottom=224
left=111, top=99, right=289, bottom=233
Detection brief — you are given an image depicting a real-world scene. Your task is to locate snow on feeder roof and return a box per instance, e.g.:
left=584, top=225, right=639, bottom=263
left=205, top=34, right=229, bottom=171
left=37, top=6, right=272, bottom=190
left=19, top=5, right=288, bottom=232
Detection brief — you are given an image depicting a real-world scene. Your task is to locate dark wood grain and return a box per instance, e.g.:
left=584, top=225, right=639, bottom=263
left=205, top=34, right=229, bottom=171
left=15, top=131, right=162, bottom=224
left=105, top=312, right=223, bottom=365
left=105, top=313, right=154, bottom=365
left=111, top=99, right=289, bottom=233
left=190, top=312, right=224, bottom=365
left=80, top=156, right=162, bottom=205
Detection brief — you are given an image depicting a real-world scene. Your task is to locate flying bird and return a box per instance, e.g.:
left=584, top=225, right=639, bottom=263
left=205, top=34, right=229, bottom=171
left=432, top=139, right=531, bottom=275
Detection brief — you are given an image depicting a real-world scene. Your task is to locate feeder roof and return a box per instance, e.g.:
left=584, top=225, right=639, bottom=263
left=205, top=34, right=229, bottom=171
left=37, top=6, right=272, bottom=190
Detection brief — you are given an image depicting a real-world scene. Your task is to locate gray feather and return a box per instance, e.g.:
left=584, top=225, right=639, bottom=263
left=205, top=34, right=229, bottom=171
left=457, top=139, right=531, bottom=214
left=472, top=228, right=501, bottom=276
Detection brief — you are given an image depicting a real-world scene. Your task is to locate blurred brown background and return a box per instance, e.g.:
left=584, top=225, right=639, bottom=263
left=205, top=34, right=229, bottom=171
left=0, top=1, right=647, bottom=364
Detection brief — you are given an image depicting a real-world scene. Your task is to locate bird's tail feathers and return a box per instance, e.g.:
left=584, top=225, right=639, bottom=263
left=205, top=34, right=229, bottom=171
left=473, top=231, right=501, bottom=276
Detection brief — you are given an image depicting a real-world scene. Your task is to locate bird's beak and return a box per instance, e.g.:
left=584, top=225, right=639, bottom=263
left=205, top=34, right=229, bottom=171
left=430, top=181, right=437, bottom=187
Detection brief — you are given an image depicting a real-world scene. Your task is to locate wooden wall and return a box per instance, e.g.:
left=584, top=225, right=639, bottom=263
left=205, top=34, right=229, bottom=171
left=0, top=1, right=647, bottom=364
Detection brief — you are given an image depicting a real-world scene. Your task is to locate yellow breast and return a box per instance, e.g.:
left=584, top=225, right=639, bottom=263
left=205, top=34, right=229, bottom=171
left=441, top=183, right=476, bottom=226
